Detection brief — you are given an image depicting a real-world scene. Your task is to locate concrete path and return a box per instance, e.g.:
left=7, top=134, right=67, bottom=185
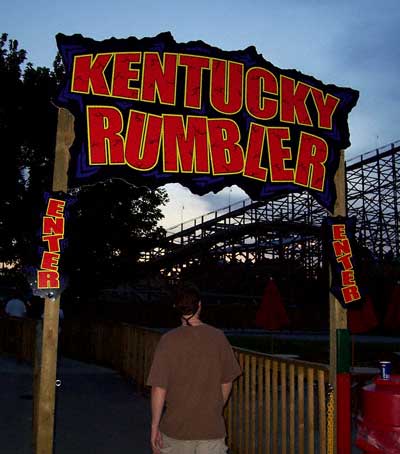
left=0, top=354, right=365, bottom=454
left=0, top=355, right=151, bottom=454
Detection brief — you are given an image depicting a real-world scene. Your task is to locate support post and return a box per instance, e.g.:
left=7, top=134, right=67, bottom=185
left=329, top=150, right=351, bottom=454
left=32, top=320, right=42, bottom=452
left=34, top=108, right=74, bottom=454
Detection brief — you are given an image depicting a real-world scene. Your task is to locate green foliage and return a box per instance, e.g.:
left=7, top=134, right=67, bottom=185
left=0, top=34, right=28, bottom=265
left=0, top=33, right=168, bottom=291
left=65, top=180, right=168, bottom=288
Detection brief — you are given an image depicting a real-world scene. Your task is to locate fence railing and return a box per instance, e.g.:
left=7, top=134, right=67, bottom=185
left=0, top=317, right=36, bottom=362
left=0, top=318, right=332, bottom=454
left=226, top=348, right=330, bottom=454
left=59, top=320, right=161, bottom=389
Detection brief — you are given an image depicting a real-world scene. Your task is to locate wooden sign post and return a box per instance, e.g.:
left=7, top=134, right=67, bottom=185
left=34, top=108, right=74, bottom=454
left=329, top=150, right=351, bottom=454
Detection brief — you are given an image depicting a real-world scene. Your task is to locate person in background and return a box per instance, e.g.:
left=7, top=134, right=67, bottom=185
left=5, top=293, right=27, bottom=318
left=4, top=292, right=27, bottom=361
left=147, top=283, right=241, bottom=454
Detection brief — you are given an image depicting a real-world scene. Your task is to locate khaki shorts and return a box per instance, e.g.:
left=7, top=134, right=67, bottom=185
left=160, top=433, right=228, bottom=454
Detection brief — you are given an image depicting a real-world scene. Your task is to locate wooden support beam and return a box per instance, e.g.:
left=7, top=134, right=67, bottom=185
left=35, top=296, right=61, bottom=453
left=329, top=151, right=347, bottom=377
left=32, top=320, right=42, bottom=452
left=329, top=150, right=350, bottom=454
left=34, top=108, right=74, bottom=454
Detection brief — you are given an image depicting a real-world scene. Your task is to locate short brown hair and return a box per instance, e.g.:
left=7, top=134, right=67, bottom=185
left=173, top=282, right=200, bottom=316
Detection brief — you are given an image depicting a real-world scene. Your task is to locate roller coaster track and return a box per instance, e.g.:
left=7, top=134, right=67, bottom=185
left=142, top=141, right=400, bottom=274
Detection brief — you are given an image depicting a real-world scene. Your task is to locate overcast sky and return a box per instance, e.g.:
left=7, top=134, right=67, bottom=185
left=2, top=0, right=399, bottom=227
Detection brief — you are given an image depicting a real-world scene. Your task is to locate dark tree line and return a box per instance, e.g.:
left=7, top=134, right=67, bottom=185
left=0, top=34, right=168, bottom=293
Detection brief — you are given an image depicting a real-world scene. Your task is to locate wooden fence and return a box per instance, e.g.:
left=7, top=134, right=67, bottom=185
left=0, top=317, right=36, bottom=361
left=225, top=349, right=330, bottom=454
left=0, top=318, right=332, bottom=454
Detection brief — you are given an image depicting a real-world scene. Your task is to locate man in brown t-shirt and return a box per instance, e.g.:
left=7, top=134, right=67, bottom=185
left=147, top=284, right=241, bottom=454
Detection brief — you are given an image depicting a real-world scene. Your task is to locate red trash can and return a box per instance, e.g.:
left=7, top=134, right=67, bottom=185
left=356, top=375, right=400, bottom=454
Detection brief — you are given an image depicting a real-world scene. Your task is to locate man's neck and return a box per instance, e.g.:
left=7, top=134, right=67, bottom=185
left=181, top=316, right=203, bottom=326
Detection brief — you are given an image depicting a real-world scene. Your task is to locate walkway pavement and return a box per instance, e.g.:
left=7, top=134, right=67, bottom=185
left=0, top=355, right=151, bottom=454
left=1, top=353, right=365, bottom=454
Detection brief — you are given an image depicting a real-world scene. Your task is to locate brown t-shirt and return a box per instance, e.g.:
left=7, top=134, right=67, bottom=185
left=146, top=324, right=241, bottom=440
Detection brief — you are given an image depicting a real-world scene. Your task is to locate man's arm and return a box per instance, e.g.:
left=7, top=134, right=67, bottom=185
left=151, top=386, right=167, bottom=454
left=221, top=382, right=233, bottom=406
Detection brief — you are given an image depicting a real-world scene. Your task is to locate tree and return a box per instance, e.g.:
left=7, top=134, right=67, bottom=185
left=0, top=34, right=169, bottom=292
left=0, top=34, right=27, bottom=266
left=65, top=179, right=168, bottom=290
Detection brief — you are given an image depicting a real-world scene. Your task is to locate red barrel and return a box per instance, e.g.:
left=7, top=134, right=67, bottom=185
left=356, top=375, right=400, bottom=454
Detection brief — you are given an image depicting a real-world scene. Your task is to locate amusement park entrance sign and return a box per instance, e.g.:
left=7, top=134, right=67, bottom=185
left=56, top=32, right=359, bottom=211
